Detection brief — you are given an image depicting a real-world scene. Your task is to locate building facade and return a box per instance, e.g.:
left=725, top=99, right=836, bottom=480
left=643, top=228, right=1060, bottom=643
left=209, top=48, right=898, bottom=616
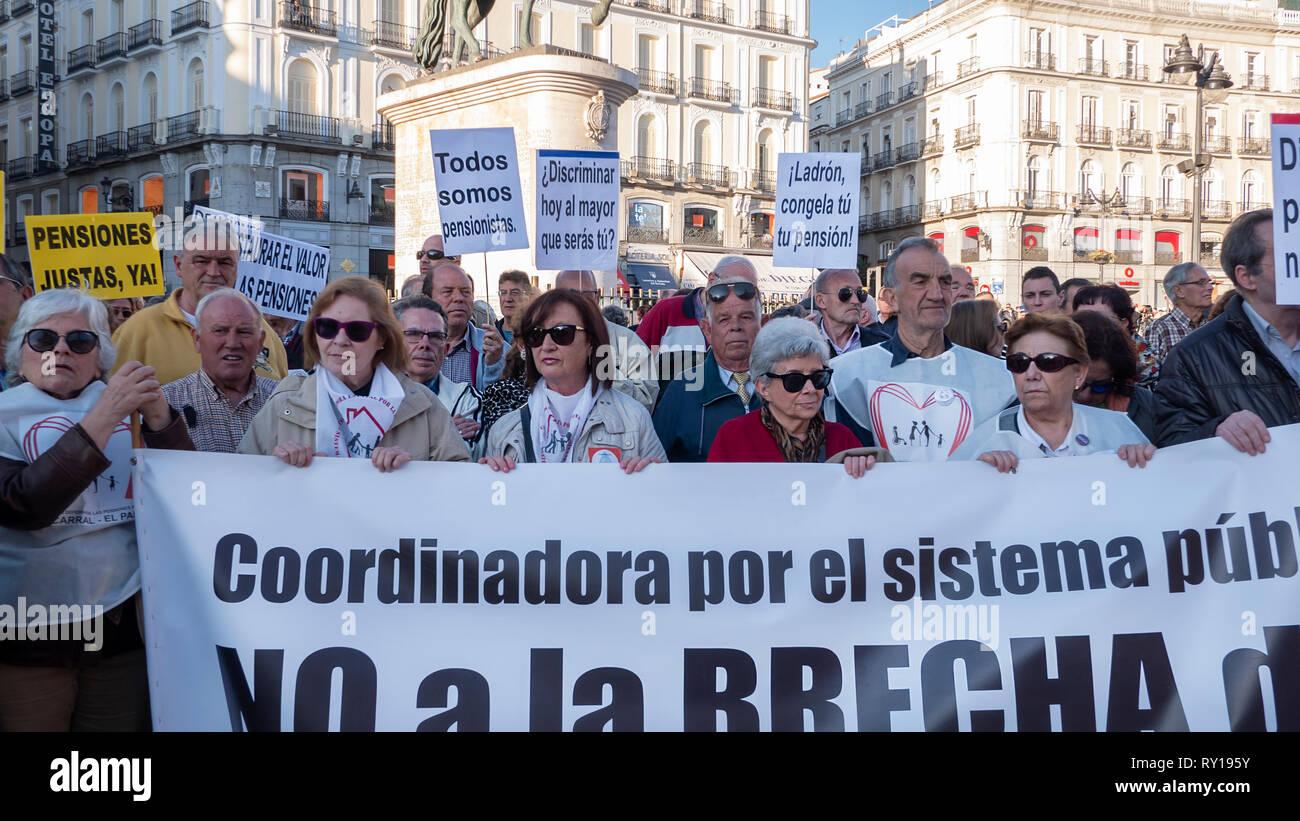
left=474, top=0, right=814, bottom=293
left=825, top=0, right=1300, bottom=307
left=1, top=0, right=425, bottom=293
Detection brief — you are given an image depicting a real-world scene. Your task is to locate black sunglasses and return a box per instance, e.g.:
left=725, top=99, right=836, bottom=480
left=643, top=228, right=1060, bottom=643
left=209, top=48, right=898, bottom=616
left=1006, top=353, right=1079, bottom=374
left=314, top=318, right=377, bottom=343
left=523, top=324, right=585, bottom=348
left=765, top=368, right=833, bottom=392
left=827, top=287, right=869, bottom=304
left=25, top=329, right=99, bottom=355
left=1078, top=378, right=1116, bottom=394
left=402, top=329, right=448, bottom=343
left=416, top=249, right=459, bottom=262
left=707, top=282, right=758, bottom=302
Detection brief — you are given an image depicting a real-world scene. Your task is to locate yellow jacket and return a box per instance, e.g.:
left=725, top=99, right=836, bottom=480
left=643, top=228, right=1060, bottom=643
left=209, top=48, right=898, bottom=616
left=110, top=290, right=288, bottom=384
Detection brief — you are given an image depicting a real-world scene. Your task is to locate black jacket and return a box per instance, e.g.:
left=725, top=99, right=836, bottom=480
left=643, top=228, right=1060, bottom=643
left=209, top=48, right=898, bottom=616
left=1154, top=294, right=1300, bottom=446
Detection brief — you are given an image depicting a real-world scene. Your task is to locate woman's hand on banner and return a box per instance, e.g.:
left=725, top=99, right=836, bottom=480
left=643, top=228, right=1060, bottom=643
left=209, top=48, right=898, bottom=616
left=272, top=441, right=323, bottom=468
left=620, top=456, right=661, bottom=474
left=842, top=454, right=876, bottom=478
left=1117, top=443, right=1156, bottom=468
left=371, top=446, right=412, bottom=472
left=479, top=454, right=516, bottom=473
left=977, top=450, right=1018, bottom=473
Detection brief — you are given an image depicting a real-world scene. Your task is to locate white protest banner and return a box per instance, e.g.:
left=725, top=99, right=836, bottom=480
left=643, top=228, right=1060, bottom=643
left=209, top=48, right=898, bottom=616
left=429, top=127, right=529, bottom=256
left=1272, top=113, right=1300, bottom=305
left=194, top=206, right=328, bottom=321
left=134, top=428, right=1300, bottom=731
left=773, top=152, right=860, bottom=269
left=534, top=149, right=619, bottom=271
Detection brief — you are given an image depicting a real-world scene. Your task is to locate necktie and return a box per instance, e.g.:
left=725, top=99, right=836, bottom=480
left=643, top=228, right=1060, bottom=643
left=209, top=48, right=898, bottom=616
left=733, top=371, right=751, bottom=404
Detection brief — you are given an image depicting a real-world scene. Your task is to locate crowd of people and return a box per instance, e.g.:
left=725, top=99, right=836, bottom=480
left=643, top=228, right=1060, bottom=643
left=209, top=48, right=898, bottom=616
left=0, top=206, right=1293, bottom=731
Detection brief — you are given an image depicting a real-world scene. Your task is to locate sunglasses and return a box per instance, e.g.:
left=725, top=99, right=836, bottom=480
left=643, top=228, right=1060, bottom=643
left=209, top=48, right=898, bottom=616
left=1078, top=378, right=1116, bottom=394
left=415, top=249, right=459, bottom=262
left=1006, top=353, right=1079, bottom=374
left=25, top=329, right=100, bottom=355
left=402, top=329, right=448, bottom=343
left=827, top=287, right=869, bottom=304
left=314, top=317, right=377, bottom=342
left=523, top=324, right=585, bottom=348
left=765, top=368, right=833, bottom=392
left=707, top=282, right=758, bottom=302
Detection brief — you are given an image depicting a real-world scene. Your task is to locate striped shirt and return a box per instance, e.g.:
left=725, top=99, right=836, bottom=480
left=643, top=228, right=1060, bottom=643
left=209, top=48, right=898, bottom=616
left=162, top=369, right=279, bottom=453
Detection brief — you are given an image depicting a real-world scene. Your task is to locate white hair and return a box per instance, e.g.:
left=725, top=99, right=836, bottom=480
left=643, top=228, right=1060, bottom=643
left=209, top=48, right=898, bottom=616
left=1162, top=262, right=1203, bottom=303
left=711, top=255, right=758, bottom=281
left=195, top=287, right=263, bottom=329
left=704, top=279, right=762, bottom=321
left=4, top=289, right=115, bottom=387
left=750, top=317, right=830, bottom=386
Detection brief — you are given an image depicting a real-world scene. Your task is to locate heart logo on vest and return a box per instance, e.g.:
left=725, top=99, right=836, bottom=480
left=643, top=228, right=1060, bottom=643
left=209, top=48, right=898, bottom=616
left=868, top=381, right=973, bottom=460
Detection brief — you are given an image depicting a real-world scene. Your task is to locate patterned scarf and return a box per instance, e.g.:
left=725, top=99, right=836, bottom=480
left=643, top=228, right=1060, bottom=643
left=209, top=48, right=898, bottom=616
left=760, top=403, right=827, bottom=463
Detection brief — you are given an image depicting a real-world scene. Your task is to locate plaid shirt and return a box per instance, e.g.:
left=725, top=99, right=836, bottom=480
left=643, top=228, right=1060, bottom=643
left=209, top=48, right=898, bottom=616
left=162, top=369, right=279, bottom=453
left=1146, top=306, right=1208, bottom=366
left=442, top=336, right=474, bottom=385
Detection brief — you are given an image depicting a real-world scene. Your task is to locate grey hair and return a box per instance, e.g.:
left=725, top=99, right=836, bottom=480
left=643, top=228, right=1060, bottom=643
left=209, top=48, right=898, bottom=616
left=1162, top=262, right=1203, bottom=303
left=4, top=289, right=115, bottom=387
left=882, top=236, right=942, bottom=290
left=711, top=255, right=758, bottom=280
left=1221, top=208, right=1272, bottom=288
left=704, top=279, right=762, bottom=320
left=195, top=287, right=263, bottom=329
left=750, top=317, right=830, bottom=388
left=814, top=268, right=860, bottom=294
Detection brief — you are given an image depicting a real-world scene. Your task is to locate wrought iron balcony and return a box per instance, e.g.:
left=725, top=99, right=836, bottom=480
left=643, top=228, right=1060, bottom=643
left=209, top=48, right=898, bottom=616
left=0, top=1, right=8, bottom=23
left=0, top=79, right=9, bottom=101
left=1016, top=190, right=1064, bottom=210
left=920, top=135, right=943, bottom=156
left=957, top=57, right=979, bottom=78
left=894, top=204, right=920, bottom=224
left=949, top=192, right=986, bottom=213
left=1154, top=198, right=1191, bottom=218
left=1022, top=120, right=1059, bottom=142
left=128, top=19, right=163, bottom=50
left=1238, top=137, right=1269, bottom=156
left=1077, top=124, right=1112, bottom=146
left=753, top=10, right=790, bottom=34
left=751, top=170, right=776, bottom=193
left=626, top=226, right=669, bottom=244
left=835, top=108, right=852, bottom=127
left=922, top=72, right=943, bottom=91
left=628, top=0, right=671, bottom=12
left=875, top=91, right=893, bottom=109
left=167, top=111, right=202, bottom=142
left=640, top=69, right=679, bottom=96
left=127, top=123, right=160, bottom=153
left=1116, top=128, right=1151, bottom=149
left=1024, top=51, right=1055, bottom=71
left=754, top=87, right=793, bottom=111
left=66, top=139, right=95, bottom=168
left=11, top=0, right=31, bottom=15
left=372, top=119, right=395, bottom=151
left=683, top=226, right=723, bottom=246
left=688, top=77, right=737, bottom=104
left=7, top=157, right=34, bottom=180
left=1154, top=251, right=1182, bottom=266
left=898, top=81, right=919, bottom=102
left=275, top=110, right=342, bottom=143
left=922, top=199, right=944, bottom=219
left=685, top=162, right=733, bottom=188
left=1241, top=74, right=1269, bottom=91
left=954, top=123, right=979, bottom=148
left=873, top=210, right=895, bottom=229
left=872, top=149, right=894, bottom=170
left=96, top=131, right=129, bottom=159
left=68, top=45, right=96, bottom=74
left=853, top=101, right=871, bottom=119
left=1118, top=196, right=1151, bottom=215
left=623, top=156, right=677, bottom=183
left=895, top=142, right=920, bottom=163
left=1078, top=58, right=1108, bottom=77
left=280, top=1, right=337, bottom=37
left=859, top=214, right=873, bottom=232
left=747, top=233, right=773, bottom=250
left=1022, top=245, right=1048, bottom=261
left=1202, top=200, right=1232, bottom=219
left=96, top=32, right=128, bottom=64
left=1158, top=132, right=1190, bottom=152
left=1203, top=135, right=1231, bottom=154
left=280, top=198, right=331, bottom=222
left=172, top=1, right=211, bottom=35
left=1118, top=63, right=1148, bottom=81
left=686, top=2, right=731, bottom=24
left=9, top=70, right=32, bottom=96
left=1239, top=201, right=1265, bottom=213
left=1114, top=249, right=1142, bottom=264
left=373, top=20, right=417, bottom=50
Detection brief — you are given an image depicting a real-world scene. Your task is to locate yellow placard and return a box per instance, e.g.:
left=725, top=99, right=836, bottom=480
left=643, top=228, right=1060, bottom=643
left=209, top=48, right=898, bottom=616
left=26, top=212, right=165, bottom=299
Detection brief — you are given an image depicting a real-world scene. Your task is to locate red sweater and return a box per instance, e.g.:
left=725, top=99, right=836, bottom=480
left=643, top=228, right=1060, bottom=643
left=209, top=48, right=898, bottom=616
left=635, top=292, right=707, bottom=350
left=707, top=409, right=862, bottom=463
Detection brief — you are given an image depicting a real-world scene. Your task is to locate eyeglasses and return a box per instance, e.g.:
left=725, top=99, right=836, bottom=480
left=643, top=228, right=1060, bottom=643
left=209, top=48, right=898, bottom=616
left=523, top=324, right=586, bottom=348
left=499, top=288, right=527, bottom=299
left=1006, top=353, right=1079, bottom=374
left=764, top=368, right=833, bottom=392
left=313, top=317, right=377, bottom=343
left=707, top=282, right=758, bottom=302
left=824, top=287, right=868, bottom=304
left=1178, top=278, right=1213, bottom=289
left=416, top=249, right=460, bottom=262
left=25, top=329, right=100, bottom=355
left=403, top=329, right=448, bottom=343
left=1078, top=378, right=1116, bottom=394
left=0, top=275, right=25, bottom=290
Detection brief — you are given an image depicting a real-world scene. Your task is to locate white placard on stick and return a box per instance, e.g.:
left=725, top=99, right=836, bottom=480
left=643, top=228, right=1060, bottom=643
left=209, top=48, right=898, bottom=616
left=534, top=149, right=619, bottom=271
left=1272, top=113, right=1300, bottom=306
left=773, top=152, right=861, bottom=269
left=194, top=206, right=328, bottom=321
left=429, top=127, right=529, bottom=256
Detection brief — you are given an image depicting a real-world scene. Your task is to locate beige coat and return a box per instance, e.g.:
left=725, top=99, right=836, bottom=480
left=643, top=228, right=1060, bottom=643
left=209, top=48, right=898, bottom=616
left=237, top=370, right=470, bottom=462
left=485, top=387, right=666, bottom=463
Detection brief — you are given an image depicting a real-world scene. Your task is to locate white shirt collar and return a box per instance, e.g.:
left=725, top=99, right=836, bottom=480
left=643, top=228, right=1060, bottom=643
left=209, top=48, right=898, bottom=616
left=1016, top=404, right=1087, bottom=457
left=717, top=363, right=751, bottom=394
left=820, top=319, right=861, bottom=355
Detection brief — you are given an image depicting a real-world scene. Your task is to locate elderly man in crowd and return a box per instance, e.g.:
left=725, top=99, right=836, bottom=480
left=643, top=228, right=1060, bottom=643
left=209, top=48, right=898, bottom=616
left=828, top=237, right=1016, bottom=460
left=1020, top=266, right=1063, bottom=316
left=161, top=288, right=279, bottom=454
left=496, top=269, right=532, bottom=344
left=426, top=262, right=503, bottom=390
left=1156, top=209, right=1300, bottom=454
left=1146, top=262, right=1214, bottom=367
left=556, top=269, right=658, bottom=411
left=652, top=277, right=763, bottom=461
left=393, top=295, right=482, bottom=446
left=112, top=216, right=287, bottom=384
left=415, top=233, right=460, bottom=287
left=0, top=254, right=33, bottom=390
left=950, top=265, right=976, bottom=302
left=813, top=268, right=869, bottom=357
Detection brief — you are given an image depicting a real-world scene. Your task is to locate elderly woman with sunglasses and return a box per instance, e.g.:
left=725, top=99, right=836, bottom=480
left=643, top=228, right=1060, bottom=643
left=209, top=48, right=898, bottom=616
left=708, top=318, right=875, bottom=476
left=238, top=277, right=469, bottom=470
left=952, top=314, right=1154, bottom=472
left=481, top=289, right=665, bottom=472
left=0, top=289, right=194, bottom=731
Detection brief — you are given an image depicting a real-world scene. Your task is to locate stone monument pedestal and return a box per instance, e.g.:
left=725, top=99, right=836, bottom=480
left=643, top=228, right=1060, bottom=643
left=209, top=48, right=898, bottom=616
left=379, top=47, right=637, bottom=303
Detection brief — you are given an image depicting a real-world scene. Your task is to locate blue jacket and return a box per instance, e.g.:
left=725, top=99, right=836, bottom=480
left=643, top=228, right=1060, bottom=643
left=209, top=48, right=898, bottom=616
left=652, top=350, right=762, bottom=462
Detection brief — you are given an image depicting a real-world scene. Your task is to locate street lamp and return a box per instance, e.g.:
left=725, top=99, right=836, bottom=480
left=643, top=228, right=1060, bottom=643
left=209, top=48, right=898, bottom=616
left=1164, top=34, right=1232, bottom=272
left=99, top=176, right=135, bottom=212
